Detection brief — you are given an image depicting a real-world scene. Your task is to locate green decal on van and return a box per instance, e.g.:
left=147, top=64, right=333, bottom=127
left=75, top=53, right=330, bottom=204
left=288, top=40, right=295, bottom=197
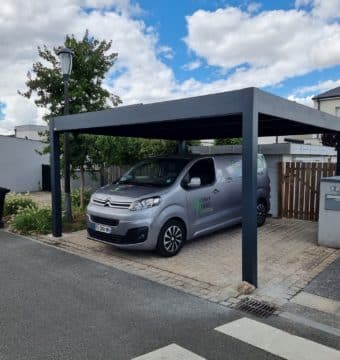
left=194, top=197, right=212, bottom=216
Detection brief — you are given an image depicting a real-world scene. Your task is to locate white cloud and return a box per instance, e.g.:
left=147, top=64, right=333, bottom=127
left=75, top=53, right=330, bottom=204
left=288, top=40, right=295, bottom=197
left=287, top=95, right=314, bottom=107
left=158, top=45, right=175, bottom=59
left=82, top=0, right=143, bottom=16
left=295, top=0, right=311, bottom=7
left=0, top=0, right=173, bottom=132
left=293, top=78, right=340, bottom=96
left=247, top=2, right=261, bottom=13
left=0, top=0, right=264, bottom=134
left=1, top=0, right=340, bottom=135
left=182, top=60, right=202, bottom=71
left=184, top=6, right=340, bottom=89
left=295, top=0, right=340, bottom=20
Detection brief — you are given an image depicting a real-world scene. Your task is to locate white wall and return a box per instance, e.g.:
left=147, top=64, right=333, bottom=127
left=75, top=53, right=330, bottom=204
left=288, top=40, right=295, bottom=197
left=0, top=136, right=49, bottom=192
left=258, top=135, right=320, bottom=145
left=316, top=97, right=340, bottom=115
left=15, top=125, right=48, bottom=141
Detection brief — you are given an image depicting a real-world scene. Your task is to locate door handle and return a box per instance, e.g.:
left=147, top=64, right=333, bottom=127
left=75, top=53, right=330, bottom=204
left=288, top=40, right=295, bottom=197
left=213, top=189, right=220, bottom=194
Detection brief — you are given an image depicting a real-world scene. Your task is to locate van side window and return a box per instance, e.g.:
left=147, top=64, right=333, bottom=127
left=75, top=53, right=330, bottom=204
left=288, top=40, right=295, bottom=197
left=226, top=160, right=242, bottom=178
left=225, top=155, right=266, bottom=178
left=183, top=158, right=215, bottom=187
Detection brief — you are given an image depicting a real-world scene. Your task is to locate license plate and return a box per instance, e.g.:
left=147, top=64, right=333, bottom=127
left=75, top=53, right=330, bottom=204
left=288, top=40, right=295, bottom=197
left=95, top=224, right=112, bottom=234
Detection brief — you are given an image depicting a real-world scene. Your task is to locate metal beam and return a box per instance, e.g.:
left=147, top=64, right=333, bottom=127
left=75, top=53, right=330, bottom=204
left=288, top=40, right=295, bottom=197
left=52, top=88, right=340, bottom=138
left=242, top=97, right=258, bottom=287
left=50, top=120, right=62, bottom=237
left=52, top=88, right=253, bottom=133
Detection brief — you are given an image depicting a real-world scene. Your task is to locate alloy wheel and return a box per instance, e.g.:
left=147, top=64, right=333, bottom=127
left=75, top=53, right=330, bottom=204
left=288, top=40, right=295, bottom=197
left=163, top=225, right=183, bottom=253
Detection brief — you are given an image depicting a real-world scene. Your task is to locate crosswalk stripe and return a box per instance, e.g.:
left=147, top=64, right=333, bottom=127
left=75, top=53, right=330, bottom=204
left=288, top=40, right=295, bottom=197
left=215, top=317, right=340, bottom=360
left=132, top=343, right=206, bottom=360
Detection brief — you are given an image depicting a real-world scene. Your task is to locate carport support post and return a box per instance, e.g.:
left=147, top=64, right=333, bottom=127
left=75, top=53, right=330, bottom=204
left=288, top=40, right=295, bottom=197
left=336, top=132, right=340, bottom=176
left=178, top=140, right=186, bottom=154
left=242, top=102, right=258, bottom=287
left=50, top=120, right=62, bottom=237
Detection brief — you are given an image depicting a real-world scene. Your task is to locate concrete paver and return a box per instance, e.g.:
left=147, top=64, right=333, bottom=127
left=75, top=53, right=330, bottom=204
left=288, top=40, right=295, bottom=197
left=31, top=218, right=339, bottom=307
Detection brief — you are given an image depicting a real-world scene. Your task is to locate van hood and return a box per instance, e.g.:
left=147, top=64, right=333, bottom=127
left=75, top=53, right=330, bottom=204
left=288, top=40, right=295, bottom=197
left=93, top=183, right=164, bottom=203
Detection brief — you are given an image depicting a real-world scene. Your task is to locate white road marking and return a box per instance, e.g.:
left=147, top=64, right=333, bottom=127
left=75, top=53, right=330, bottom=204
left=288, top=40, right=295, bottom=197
left=291, top=291, right=340, bottom=315
left=132, top=343, right=206, bottom=360
left=215, top=317, right=340, bottom=360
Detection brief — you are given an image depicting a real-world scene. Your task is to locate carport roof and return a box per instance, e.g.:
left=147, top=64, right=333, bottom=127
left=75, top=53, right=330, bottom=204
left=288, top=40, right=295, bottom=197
left=52, top=87, right=340, bottom=140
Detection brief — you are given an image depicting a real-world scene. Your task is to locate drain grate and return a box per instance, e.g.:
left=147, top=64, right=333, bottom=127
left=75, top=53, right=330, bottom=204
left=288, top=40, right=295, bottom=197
left=235, top=297, right=277, bottom=318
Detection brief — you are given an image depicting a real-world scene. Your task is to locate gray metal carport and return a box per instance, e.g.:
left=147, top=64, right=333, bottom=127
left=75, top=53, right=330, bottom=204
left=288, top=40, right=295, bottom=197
left=50, top=87, right=340, bottom=287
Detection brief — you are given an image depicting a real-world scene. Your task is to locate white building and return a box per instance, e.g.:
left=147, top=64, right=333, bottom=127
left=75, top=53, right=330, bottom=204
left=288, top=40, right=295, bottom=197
left=14, top=124, right=48, bottom=141
left=313, top=86, right=340, bottom=116
left=0, top=135, right=49, bottom=192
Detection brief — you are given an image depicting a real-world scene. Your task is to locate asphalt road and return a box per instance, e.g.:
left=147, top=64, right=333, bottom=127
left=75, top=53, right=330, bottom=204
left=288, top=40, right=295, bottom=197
left=0, top=230, right=339, bottom=360
left=304, top=257, right=340, bottom=301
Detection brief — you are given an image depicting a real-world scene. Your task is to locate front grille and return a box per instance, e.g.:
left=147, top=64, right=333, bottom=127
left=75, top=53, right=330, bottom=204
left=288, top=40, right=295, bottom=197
left=87, top=229, right=124, bottom=244
left=90, top=215, right=119, bottom=227
left=93, top=198, right=131, bottom=209
left=235, top=297, right=277, bottom=318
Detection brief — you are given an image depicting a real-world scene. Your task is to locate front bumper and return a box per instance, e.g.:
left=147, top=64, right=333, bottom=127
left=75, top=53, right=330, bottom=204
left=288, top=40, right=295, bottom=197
left=87, top=226, right=148, bottom=245
left=86, top=204, right=159, bottom=250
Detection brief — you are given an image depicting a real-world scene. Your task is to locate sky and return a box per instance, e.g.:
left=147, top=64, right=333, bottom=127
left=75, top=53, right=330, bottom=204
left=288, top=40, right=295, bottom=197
left=1, top=0, right=340, bottom=134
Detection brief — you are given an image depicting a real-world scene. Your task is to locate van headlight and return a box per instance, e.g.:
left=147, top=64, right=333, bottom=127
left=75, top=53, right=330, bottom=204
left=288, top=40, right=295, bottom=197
left=129, top=197, right=161, bottom=211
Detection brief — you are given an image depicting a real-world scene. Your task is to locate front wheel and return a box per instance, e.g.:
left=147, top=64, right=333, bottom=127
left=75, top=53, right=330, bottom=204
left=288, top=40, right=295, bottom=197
left=257, top=201, right=267, bottom=227
left=156, top=220, right=185, bottom=257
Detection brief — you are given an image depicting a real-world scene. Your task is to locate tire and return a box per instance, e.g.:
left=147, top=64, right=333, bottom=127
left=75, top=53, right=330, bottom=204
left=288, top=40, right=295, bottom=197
left=156, top=219, right=185, bottom=257
left=257, top=200, right=267, bottom=227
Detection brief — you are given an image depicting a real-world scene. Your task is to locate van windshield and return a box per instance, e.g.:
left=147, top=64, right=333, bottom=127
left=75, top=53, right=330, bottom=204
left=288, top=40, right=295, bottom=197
left=117, top=158, right=190, bottom=187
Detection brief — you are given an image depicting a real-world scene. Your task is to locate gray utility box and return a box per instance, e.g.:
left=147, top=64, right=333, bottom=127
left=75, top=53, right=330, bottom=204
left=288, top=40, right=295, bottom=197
left=318, top=176, right=340, bottom=248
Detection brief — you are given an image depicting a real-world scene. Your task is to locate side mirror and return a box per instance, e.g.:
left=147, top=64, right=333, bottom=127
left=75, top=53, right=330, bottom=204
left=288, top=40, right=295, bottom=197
left=188, top=177, right=201, bottom=188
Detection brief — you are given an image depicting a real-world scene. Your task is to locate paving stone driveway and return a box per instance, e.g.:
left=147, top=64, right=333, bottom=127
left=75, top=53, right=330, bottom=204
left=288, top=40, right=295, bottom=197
left=36, top=218, right=339, bottom=307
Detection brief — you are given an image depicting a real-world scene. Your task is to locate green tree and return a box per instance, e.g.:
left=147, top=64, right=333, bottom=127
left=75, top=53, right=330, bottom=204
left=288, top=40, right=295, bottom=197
left=214, top=138, right=242, bottom=145
left=19, top=30, right=121, bottom=120
left=19, top=30, right=122, bottom=209
left=138, top=139, right=177, bottom=159
left=91, top=136, right=178, bottom=184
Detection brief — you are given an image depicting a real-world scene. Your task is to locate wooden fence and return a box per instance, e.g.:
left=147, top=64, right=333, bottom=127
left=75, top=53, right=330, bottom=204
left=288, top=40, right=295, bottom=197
left=278, top=162, right=336, bottom=221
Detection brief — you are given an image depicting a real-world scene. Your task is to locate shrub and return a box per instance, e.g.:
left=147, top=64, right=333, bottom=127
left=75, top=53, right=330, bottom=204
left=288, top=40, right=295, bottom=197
left=71, top=189, right=91, bottom=208
left=4, top=195, right=38, bottom=216
left=11, top=207, right=52, bottom=235
left=63, top=207, right=87, bottom=232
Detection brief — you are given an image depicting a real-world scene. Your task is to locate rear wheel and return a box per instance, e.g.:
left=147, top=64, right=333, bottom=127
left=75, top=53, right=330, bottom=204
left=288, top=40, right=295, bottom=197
left=257, top=200, right=267, bottom=227
left=157, top=219, right=185, bottom=257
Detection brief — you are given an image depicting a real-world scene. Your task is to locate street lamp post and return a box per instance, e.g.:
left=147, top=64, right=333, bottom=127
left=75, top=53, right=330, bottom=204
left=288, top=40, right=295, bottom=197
left=57, top=47, right=73, bottom=222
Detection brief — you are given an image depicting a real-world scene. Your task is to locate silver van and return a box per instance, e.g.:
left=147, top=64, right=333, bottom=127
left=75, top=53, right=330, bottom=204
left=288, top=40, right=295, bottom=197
left=87, top=154, right=270, bottom=256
